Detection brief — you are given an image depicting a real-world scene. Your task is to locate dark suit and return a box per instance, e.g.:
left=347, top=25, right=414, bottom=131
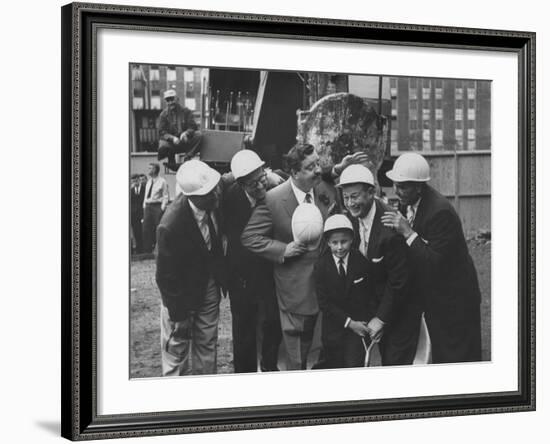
left=130, top=184, right=145, bottom=253
left=404, top=185, right=481, bottom=363
left=156, top=194, right=226, bottom=375
left=315, top=249, right=375, bottom=368
left=351, top=200, right=421, bottom=366
left=222, top=182, right=281, bottom=373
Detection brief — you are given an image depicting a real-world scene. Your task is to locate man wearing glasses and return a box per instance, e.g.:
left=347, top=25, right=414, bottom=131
left=157, top=89, right=202, bottom=171
left=223, top=150, right=284, bottom=373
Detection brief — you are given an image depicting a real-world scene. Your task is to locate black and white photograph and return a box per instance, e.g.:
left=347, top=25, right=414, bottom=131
left=129, top=65, right=492, bottom=378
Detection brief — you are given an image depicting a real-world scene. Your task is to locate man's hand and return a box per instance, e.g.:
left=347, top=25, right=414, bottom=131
left=381, top=211, right=414, bottom=239
left=179, top=132, right=189, bottom=143
left=366, top=317, right=385, bottom=342
left=348, top=320, right=370, bottom=337
left=171, top=135, right=180, bottom=145
left=265, top=169, right=284, bottom=188
left=333, top=152, right=369, bottom=176
left=284, top=241, right=307, bottom=259
left=173, top=317, right=193, bottom=340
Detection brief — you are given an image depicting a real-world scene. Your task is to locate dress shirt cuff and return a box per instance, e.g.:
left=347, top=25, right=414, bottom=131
left=406, top=231, right=418, bottom=246
left=344, top=317, right=351, bottom=329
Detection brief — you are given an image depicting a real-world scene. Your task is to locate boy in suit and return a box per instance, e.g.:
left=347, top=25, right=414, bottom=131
left=315, top=214, right=374, bottom=368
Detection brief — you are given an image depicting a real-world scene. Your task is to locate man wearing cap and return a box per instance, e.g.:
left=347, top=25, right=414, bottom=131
left=241, top=143, right=338, bottom=371
left=381, top=153, right=482, bottom=364
left=157, top=89, right=202, bottom=170
left=142, top=163, right=169, bottom=254
left=156, top=160, right=226, bottom=376
left=338, top=164, right=419, bottom=366
left=222, top=150, right=283, bottom=373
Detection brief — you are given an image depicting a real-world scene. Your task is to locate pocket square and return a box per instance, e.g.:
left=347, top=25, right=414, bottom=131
left=353, top=277, right=364, bottom=284
left=372, top=256, right=384, bottom=263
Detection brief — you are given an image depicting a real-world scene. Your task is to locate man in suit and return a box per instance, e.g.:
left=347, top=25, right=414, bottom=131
left=381, top=152, right=482, bottom=364
left=156, top=160, right=226, bottom=376
left=241, top=143, right=337, bottom=370
left=338, top=164, right=420, bottom=366
left=130, top=174, right=146, bottom=254
left=142, top=163, right=169, bottom=254
left=222, top=150, right=282, bottom=373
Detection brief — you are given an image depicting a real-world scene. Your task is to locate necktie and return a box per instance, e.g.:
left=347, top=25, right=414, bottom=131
left=206, top=211, right=221, bottom=253
left=406, top=205, right=415, bottom=227
left=304, top=192, right=313, bottom=204
left=146, top=180, right=153, bottom=199
left=359, top=219, right=369, bottom=258
left=338, top=258, right=346, bottom=278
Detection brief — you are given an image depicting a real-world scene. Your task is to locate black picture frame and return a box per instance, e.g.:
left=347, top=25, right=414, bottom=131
left=61, top=2, right=536, bottom=440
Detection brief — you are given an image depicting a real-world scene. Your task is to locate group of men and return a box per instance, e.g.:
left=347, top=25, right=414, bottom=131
left=131, top=163, right=169, bottom=255
left=154, top=141, right=483, bottom=376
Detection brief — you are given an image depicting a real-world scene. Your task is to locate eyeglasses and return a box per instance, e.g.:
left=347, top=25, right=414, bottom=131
left=165, top=97, right=175, bottom=102
left=243, top=171, right=267, bottom=189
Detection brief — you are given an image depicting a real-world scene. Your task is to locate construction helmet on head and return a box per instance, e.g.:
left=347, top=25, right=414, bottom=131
left=337, top=164, right=375, bottom=188
left=176, top=160, right=221, bottom=196
left=230, top=150, right=265, bottom=180
left=163, top=89, right=177, bottom=99
left=386, top=153, right=430, bottom=182
left=323, top=214, right=354, bottom=235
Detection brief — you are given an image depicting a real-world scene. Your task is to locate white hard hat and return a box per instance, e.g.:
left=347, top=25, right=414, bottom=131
left=337, top=164, right=375, bottom=188
left=176, top=160, right=221, bottom=196
left=323, top=214, right=354, bottom=234
left=230, top=150, right=265, bottom=180
left=291, top=203, right=324, bottom=251
left=386, top=153, right=430, bottom=182
left=163, top=89, right=177, bottom=99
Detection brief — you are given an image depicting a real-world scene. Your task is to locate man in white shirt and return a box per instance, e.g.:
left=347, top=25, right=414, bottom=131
left=142, top=163, right=169, bottom=254
left=241, top=143, right=338, bottom=370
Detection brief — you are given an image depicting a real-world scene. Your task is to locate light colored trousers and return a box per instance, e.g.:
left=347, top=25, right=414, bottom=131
left=161, top=277, right=221, bottom=376
left=279, top=310, right=318, bottom=370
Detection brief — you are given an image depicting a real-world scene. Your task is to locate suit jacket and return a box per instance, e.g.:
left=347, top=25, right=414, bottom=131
left=350, top=199, right=410, bottom=324
left=404, top=184, right=481, bottom=316
left=222, top=182, right=275, bottom=303
left=315, top=249, right=375, bottom=345
left=241, top=179, right=337, bottom=315
left=130, top=184, right=145, bottom=220
left=155, top=194, right=226, bottom=321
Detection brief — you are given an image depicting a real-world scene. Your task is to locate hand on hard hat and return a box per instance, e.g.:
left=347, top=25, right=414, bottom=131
left=283, top=241, right=308, bottom=259
left=334, top=152, right=369, bottom=177
left=386, top=153, right=430, bottom=182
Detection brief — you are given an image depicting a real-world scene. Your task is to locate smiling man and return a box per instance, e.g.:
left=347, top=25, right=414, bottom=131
left=338, top=164, right=420, bottom=366
left=381, top=152, right=482, bottom=364
left=241, top=143, right=338, bottom=370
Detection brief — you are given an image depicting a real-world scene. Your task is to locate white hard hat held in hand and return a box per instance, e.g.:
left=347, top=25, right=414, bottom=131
left=230, top=150, right=265, bottom=180
left=291, top=203, right=324, bottom=251
left=386, top=152, right=430, bottom=183
left=337, top=164, right=375, bottom=188
left=176, top=159, right=221, bottom=196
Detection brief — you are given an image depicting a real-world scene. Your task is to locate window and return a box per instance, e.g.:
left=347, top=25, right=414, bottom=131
left=149, top=66, right=159, bottom=81
left=435, top=88, right=443, bottom=99
left=167, top=67, right=177, bottom=82
left=184, top=69, right=194, bottom=82
left=185, top=98, right=196, bottom=110
left=422, top=88, right=430, bottom=99
left=455, top=87, right=463, bottom=100
left=132, top=97, right=144, bottom=109
left=391, top=97, right=398, bottom=117
left=455, top=129, right=464, bottom=149
left=455, top=109, right=463, bottom=120
left=390, top=87, right=397, bottom=97
left=468, top=140, right=476, bottom=150
left=468, top=108, right=476, bottom=120
left=435, top=109, right=443, bottom=120
left=423, top=109, right=431, bottom=120
left=409, top=87, right=417, bottom=99
left=468, top=128, right=476, bottom=140
left=423, top=129, right=430, bottom=141
left=435, top=129, right=443, bottom=141
left=467, top=88, right=476, bottom=100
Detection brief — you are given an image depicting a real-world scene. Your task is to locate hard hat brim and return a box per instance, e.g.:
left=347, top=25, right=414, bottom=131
left=336, top=179, right=375, bottom=188
left=385, top=170, right=430, bottom=183
left=181, top=170, right=221, bottom=196
left=233, top=161, right=265, bottom=180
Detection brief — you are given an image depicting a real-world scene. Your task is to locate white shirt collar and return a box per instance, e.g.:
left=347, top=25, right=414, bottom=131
left=360, top=201, right=377, bottom=229
left=290, top=179, right=314, bottom=204
left=188, top=199, right=206, bottom=220
left=332, top=252, right=350, bottom=272
left=244, top=190, right=256, bottom=208
left=410, top=197, right=421, bottom=213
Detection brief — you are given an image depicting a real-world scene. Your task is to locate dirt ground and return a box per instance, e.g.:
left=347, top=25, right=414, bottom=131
left=130, top=240, right=491, bottom=378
